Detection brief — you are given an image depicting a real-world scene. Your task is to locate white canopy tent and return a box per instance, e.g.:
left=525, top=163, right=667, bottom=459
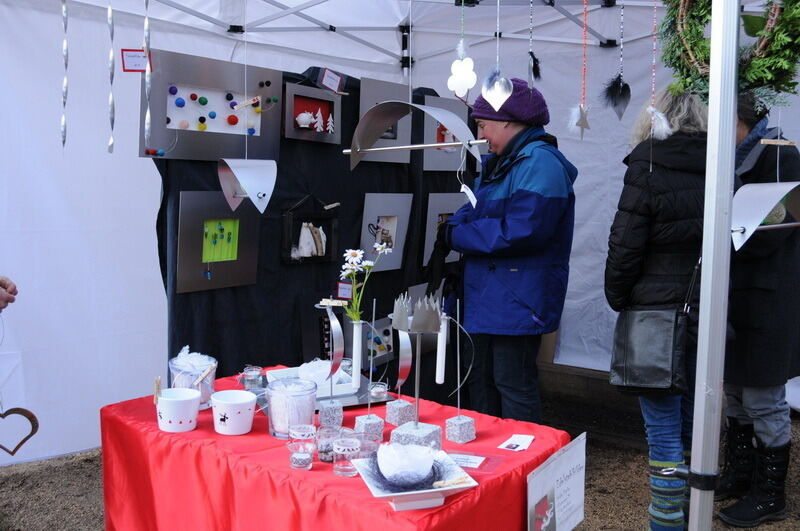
left=0, top=0, right=796, bottom=469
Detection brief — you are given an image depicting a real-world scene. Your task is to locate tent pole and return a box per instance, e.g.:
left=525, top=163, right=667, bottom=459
left=246, top=0, right=329, bottom=30
left=688, top=0, right=739, bottom=529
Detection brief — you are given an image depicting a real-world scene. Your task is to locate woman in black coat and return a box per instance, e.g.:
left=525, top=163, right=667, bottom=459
left=716, top=95, right=800, bottom=528
left=605, top=90, right=707, bottom=531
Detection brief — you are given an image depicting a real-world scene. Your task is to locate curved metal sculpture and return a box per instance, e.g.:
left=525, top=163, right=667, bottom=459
left=348, top=100, right=482, bottom=170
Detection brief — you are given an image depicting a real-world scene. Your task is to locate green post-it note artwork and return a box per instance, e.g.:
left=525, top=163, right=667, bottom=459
left=202, top=218, right=240, bottom=263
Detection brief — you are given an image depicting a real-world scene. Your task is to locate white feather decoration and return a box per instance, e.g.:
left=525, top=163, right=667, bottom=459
left=648, top=106, right=672, bottom=140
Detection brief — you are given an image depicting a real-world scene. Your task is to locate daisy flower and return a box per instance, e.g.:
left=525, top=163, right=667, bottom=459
left=343, top=249, right=364, bottom=264
left=373, top=242, right=392, bottom=255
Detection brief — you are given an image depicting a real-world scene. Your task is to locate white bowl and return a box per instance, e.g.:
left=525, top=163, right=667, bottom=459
left=156, top=388, right=202, bottom=433
left=210, top=390, right=257, bottom=435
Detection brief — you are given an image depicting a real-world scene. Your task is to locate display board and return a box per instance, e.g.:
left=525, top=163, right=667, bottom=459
left=423, top=95, right=470, bottom=172
left=176, top=191, right=260, bottom=294
left=359, top=78, right=412, bottom=164
left=359, top=193, right=414, bottom=273
left=139, top=49, right=282, bottom=161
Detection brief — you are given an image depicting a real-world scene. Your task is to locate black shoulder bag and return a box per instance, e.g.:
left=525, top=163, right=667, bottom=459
left=609, top=256, right=702, bottom=395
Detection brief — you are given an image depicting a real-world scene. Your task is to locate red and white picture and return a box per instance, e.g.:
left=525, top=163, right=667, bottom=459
left=293, top=95, right=334, bottom=134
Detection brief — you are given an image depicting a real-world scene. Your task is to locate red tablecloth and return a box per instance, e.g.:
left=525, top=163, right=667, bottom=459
left=101, top=374, right=570, bottom=531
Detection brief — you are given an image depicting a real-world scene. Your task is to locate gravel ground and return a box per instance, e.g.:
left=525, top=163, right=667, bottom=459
left=0, top=408, right=797, bottom=530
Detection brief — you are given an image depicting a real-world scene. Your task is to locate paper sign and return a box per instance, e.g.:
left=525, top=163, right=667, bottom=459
left=527, top=432, right=586, bottom=531
left=499, top=434, right=535, bottom=451
left=320, top=68, right=343, bottom=93
left=460, top=184, right=477, bottom=207
left=336, top=281, right=353, bottom=300
left=121, top=49, right=150, bottom=72
left=448, top=453, right=486, bottom=468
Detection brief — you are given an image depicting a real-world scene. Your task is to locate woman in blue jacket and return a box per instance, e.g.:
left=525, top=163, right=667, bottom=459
left=438, top=78, right=578, bottom=422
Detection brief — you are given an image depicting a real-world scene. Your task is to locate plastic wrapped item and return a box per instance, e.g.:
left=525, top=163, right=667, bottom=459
left=298, top=359, right=350, bottom=387
left=169, top=346, right=217, bottom=410
left=376, top=444, right=435, bottom=488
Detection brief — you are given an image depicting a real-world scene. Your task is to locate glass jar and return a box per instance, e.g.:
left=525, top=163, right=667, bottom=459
left=266, top=378, right=317, bottom=439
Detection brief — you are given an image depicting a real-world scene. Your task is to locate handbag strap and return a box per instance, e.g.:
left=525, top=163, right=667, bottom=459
left=682, top=256, right=702, bottom=314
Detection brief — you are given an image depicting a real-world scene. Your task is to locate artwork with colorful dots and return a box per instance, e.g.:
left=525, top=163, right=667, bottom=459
left=177, top=192, right=259, bottom=294
left=140, top=49, right=281, bottom=161
left=166, top=84, right=269, bottom=138
left=201, top=218, right=240, bottom=263
left=283, top=83, right=341, bottom=145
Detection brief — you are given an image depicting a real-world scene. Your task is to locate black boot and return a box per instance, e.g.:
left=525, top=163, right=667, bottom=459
left=714, top=419, right=755, bottom=501
left=718, top=440, right=790, bottom=527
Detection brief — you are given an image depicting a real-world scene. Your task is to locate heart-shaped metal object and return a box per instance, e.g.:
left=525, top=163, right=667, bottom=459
left=481, top=72, right=513, bottom=112
left=0, top=407, right=39, bottom=456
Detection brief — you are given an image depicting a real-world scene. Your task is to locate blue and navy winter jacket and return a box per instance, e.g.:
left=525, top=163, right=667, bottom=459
left=446, top=126, right=578, bottom=335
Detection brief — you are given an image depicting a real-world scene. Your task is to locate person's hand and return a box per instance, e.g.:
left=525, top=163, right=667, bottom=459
left=0, top=276, right=18, bottom=310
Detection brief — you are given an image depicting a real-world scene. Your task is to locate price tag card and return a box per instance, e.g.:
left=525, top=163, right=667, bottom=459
left=336, top=281, right=353, bottom=300
left=121, top=49, right=150, bottom=72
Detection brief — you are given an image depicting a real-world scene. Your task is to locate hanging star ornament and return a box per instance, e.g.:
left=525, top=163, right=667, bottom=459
left=481, top=68, right=513, bottom=112
left=572, top=104, right=590, bottom=140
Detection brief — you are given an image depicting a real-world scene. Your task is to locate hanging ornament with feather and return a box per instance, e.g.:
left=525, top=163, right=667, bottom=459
left=570, top=0, right=590, bottom=139
left=647, top=2, right=671, bottom=141
left=447, top=1, right=477, bottom=99
left=528, top=0, right=540, bottom=86
left=603, top=2, right=630, bottom=120
left=481, top=0, right=512, bottom=111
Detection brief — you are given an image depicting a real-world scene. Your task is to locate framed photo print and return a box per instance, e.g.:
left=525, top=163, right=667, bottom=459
left=422, top=193, right=469, bottom=266
left=284, top=83, right=342, bottom=145
left=423, top=95, right=470, bottom=172
left=359, top=193, right=413, bottom=272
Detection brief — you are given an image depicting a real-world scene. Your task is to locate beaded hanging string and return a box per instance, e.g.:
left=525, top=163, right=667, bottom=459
left=581, top=0, right=587, bottom=111
left=107, top=3, right=115, bottom=153
left=649, top=1, right=658, bottom=171
left=572, top=0, right=590, bottom=139
left=528, top=0, right=540, bottom=85
left=602, top=2, right=630, bottom=119
left=61, top=0, right=68, bottom=147
left=244, top=0, right=249, bottom=161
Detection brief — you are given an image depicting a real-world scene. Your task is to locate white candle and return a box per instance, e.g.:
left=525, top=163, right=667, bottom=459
left=435, top=314, right=447, bottom=384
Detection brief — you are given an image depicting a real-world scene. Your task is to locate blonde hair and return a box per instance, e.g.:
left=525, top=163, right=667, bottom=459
left=630, top=89, right=708, bottom=145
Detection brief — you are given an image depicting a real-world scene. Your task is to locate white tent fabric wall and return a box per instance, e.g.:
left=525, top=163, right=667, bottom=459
left=2, top=0, right=799, bottom=462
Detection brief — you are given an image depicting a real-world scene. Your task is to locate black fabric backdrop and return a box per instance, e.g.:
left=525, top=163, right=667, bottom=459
left=155, top=69, right=476, bottom=405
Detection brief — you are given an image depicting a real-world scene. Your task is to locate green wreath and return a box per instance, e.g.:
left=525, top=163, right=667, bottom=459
left=661, top=0, right=800, bottom=107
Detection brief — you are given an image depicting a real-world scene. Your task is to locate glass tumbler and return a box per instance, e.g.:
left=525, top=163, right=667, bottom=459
left=289, top=424, right=317, bottom=443
left=266, top=378, right=317, bottom=439
left=316, top=427, right=340, bottom=463
left=287, top=441, right=316, bottom=470
left=242, top=365, right=263, bottom=389
left=332, top=437, right=361, bottom=477
left=355, top=432, right=381, bottom=460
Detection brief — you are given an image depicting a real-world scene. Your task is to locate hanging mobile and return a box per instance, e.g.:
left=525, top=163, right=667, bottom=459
left=61, top=0, right=68, bottom=147
left=647, top=2, right=670, bottom=142
left=572, top=0, right=590, bottom=139
left=603, top=2, right=630, bottom=120
left=481, top=0, right=512, bottom=111
left=107, top=3, right=115, bottom=152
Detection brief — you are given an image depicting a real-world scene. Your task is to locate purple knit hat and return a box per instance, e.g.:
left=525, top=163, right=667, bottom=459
left=471, top=78, right=550, bottom=126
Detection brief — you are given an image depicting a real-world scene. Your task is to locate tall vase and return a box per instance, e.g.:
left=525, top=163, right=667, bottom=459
left=351, top=320, right=363, bottom=390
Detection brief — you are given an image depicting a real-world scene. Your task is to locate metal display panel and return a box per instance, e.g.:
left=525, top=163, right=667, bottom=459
left=139, top=49, right=282, bottom=161
left=423, top=96, right=470, bottom=172
left=422, top=193, right=468, bottom=266
left=359, top=78, right=411, bottom=164
left=177, top=191, right=260, bottom=294
left=283, top=83, right=342, bottom=145
left=359, top=193, right=414, bottom=272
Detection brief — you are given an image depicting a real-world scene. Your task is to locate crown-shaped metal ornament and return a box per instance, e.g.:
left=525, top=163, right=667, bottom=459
left=391, top=292, right=412, bottom=331
left=410, top=295, right=442, bottom=334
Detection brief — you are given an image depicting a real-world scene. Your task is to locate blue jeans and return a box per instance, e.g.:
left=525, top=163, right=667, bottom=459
left=466, top=334, right=542, bottom=423
left=639, top=342, right=697, bottom=530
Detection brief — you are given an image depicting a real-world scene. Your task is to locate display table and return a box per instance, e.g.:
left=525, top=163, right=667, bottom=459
left=101, top=374, right=571, bottom=531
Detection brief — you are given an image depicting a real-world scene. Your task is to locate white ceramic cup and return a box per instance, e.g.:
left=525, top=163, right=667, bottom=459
left=210, top=390, right=257, bottom=435
left=156, top=388, right=202, bottom=433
